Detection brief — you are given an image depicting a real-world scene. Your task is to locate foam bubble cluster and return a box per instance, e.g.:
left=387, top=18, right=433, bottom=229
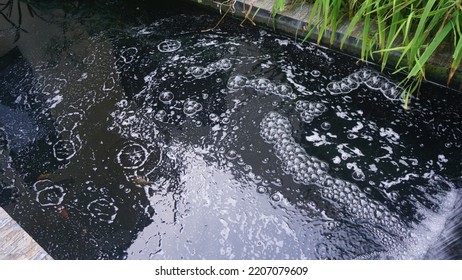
left=109, top=103, right=160, bottom=142
left=227, top=75, right=296, bottom=99
left=260, top=112, right=404, bottom=236
left=260, top=112, right=329, bottom=185
left=183, top=100, right=203, bottom=116
left=321, top=176, right=403, bottom=234
left=159, top=91, right=174, bottom=104
left=295, top=100, right=326, bottom=123
left=327, top=69, right=402, bottom=101
left=187, top=58, right=232, bottom=79
left=157, top=39, right=181, bottom=53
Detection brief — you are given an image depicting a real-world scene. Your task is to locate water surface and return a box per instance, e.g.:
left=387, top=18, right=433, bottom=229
left=0, top=0, right=461, bottom=259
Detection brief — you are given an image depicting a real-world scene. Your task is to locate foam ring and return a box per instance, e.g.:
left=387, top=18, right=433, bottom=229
left=53, top=140, right=77, bottom=161
left=117, top=142, right=149, bottom=169
left=326, top=82, right=343, bottom=95
left=157, top=39, right=181, bottom=53
left=87, top=197, right=118, bottom=224
left=33, top=179, right=66, bottom=207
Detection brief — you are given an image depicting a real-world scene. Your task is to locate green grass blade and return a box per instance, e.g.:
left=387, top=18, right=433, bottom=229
left=340, top=3, right=367, bottom=49
left=407, top=20, right=453, bottom=78
left=449, top=34, right=462, bottom=84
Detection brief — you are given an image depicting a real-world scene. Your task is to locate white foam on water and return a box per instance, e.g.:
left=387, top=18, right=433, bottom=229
left=336, top=143, right=364, bottom=160
left=326, top=68, right=403, bottom=102
left=274, top=39, right=290, bottom=46
left=397, top=186, right=459, bottom=259
left=47, top=95, right=63, bottom=109
left=295, top=101, right=326, bottom=123
left=379, top=173, right=420, bottom=189
left=116, top=142, right=149, bottom=170
left=157, top=39, right=182, bottom=53
left=379, top=127, right=401, bottom=145
left=53, top=139, right=77, bottom=161
left=183, top=100, right=203, bottom=117
left=260, top=112, right=407, bottom=241
left=346, top=162, right=366, bottom=181
left=87, top=197, right=119, bottom=224
left=350, top=122, right=364, bottom=133
left=33, top=180, right=66, bottom=207
left=305, top=132, right=332, bottom=147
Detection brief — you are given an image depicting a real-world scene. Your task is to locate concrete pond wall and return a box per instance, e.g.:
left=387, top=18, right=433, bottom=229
left=186, top=0, right=462, bottom=91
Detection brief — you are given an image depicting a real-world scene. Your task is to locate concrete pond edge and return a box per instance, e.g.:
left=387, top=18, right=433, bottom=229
left=186, top=0, right=462, bottom=91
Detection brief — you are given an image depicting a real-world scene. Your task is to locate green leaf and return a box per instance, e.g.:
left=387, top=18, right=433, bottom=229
left=407, top=20, right=453, bottom=78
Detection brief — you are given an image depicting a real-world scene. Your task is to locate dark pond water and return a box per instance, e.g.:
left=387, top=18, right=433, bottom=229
left=0, top=0, right=461, bottom=259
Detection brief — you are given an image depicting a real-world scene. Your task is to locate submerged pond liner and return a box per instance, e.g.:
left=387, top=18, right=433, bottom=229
left=0, top=0, right=461, bottom=259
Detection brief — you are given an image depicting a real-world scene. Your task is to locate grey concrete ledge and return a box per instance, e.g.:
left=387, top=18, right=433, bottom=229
left=0, top=207, right=52, bottom=260
left=187, top=0, right=462, bottom=90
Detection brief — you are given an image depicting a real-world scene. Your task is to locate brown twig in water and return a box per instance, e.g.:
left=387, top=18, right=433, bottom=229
left=240, top=1, right=257, bottom=27
left=202, top=0, right=236, bottom=32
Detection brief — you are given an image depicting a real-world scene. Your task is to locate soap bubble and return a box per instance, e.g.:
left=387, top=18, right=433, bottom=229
left=321, top=122, right=331, bottom=130
left=271, top=193, right=281, bottom=202
left=327, top=68, right=403, bottom=101
left=209, top=113, right=220, bottom=122
left=159, top=91, right=174, bottom=104
left=250, top=78, right=272, bottom=92
left=206, top=63, right=218, bottom=74
left=275, top=83, right=295, bottom=99
left=257, top=186, right=267, bottom=194
left=356, top=68, right=372, bottom=82
left=188, top=66, right=206, bottom=78
left=225, top=149, right=238, bottom=160
left=341, top=76, right=360, bottom=91
left=311, top=70, right=321, bottom=77
left=295, top=101, right=326, bottom=123
left=217, top=58, right=232, bottom=70
left=183, top=100, right=203, bottom=116
left=155, top=110, right=167, bottom=121
left=382, top=85, right=402, bottom=101
left=300, top=111, right=314, bottom=123
left=364, top=73, right=388, bottom=90
left=352, top=170, right=366, bottom=181
left=326, top=82, right=344, bottom=95
left=227, top=75, right=248, bottom=90
left=228, top=46, right=237, bottom=54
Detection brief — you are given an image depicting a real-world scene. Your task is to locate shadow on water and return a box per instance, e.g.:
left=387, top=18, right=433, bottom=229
left=0, top=0, right=461, bottom=259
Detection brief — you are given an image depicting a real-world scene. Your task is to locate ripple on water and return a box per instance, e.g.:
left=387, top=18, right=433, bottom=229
left=117, top=142, right=149, bottom=170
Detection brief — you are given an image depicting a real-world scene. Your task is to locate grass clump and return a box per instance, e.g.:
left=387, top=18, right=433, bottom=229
left=270, top=0, right=462, bottom=109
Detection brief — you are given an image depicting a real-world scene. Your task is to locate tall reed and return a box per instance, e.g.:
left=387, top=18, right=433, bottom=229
left=271, top=0, right=462, bottom=108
